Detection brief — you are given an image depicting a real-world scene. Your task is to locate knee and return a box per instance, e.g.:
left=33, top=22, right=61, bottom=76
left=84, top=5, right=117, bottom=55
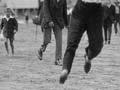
left=10, top=41, right=13, bottom=46
left=96, top=41, right=103, bottom=52
left=87, top=42, right=103, bottom=60
left=95, top=42, right=103, bottom=56
left=97, top=43, right=103, bottom=53
left=66, top=42, right=79, bottom=54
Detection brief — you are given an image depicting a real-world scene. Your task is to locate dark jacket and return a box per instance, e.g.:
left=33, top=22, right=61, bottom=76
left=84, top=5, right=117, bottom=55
left=42, top=0, right=68, bottom=29
left=0, top=16, right=18, bottom=38
left=103, top=5, right=115, bottom=24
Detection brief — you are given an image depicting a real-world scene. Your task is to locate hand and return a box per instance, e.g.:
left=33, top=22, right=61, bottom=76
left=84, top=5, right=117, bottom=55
left=14, top=30, right=17, bottom=34
left=49, top=21, right=54, bottom=28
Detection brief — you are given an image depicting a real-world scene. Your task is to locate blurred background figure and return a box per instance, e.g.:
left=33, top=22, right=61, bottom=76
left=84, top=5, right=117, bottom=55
left=103, top=0, right=115, bottom=44
left=25, top=11, right=29, bottom=24
left=38, top=0, right=68, bottom=65
left=114, top=1, right=120, bottom=35
left=0, top=8, right=18, bottom=55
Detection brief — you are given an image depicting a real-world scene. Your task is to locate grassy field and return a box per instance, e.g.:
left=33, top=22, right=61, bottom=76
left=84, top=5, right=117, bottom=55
left=0, top=21, right=120, bottom=90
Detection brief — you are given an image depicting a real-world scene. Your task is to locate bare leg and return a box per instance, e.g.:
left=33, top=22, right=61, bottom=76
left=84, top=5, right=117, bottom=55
left=9, top=38, right=14, bottom=55
left=4, top=38, right=9, bottom=55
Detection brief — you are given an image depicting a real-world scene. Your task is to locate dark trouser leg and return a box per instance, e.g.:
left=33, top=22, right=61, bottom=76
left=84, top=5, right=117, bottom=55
left=118, top=19, right=120, bottom=33
left=40, top=44, right=47, bottom=52
left=4, top=38, right=9, bottom=54
left=60, top=2, right=103, bottom=84
left=9, top=38, right=14, bottom=55
left=40, top=28, right=52, bottom=52
left=38, top=28, right=51, bottom=60
left=103, top=24, right=108, bottom=43
left=86, top=10, right=103, bottom=60
left=107, top=25, right=112, bottom=44
left=53, top=25, right=62, bottom=61
left=114, top=21, right=118, bottom=34
left=62, top=16, right=85, bottom=73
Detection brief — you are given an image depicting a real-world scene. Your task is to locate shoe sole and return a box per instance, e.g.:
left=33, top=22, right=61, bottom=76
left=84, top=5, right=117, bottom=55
left=59, top=70, right=68, bottom=84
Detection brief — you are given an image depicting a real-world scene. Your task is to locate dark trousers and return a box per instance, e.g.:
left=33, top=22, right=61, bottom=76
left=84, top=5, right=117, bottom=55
left=40, top=24, right=62, bottom=61
left=62, top=2, right=104, bottom=73
left=114, top=14, right=120, bottom=34
left=103, top=19, right=112, bottom=43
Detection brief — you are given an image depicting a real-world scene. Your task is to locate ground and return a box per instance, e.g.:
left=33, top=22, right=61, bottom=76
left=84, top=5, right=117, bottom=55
left=0, top=21, right=120, bottom=90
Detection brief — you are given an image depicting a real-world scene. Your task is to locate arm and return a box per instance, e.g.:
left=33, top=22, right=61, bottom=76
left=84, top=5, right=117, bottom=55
left=63, top=0, right=68, bottom=26
left=0, top=18, right=4, bottom=30
left=13, top=18, right=18, bottom=32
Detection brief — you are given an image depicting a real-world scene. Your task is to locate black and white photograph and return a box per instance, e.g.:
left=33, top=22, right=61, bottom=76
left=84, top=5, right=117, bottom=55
left=0, top=0, right=120, bottom=90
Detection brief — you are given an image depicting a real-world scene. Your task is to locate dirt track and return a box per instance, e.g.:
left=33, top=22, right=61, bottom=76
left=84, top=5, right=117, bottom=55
left=0, top=22, right=120, bottom=90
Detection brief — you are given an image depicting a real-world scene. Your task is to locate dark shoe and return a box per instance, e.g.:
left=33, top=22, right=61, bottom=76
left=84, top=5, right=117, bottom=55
left=84, top=55, right=91, bottom=73
left=38, top=49, right=43, bottom=60
left=108, top=40, right=110, bottom=44
left=54, top=59, right=62, bottom=66
left=59, top=69, right=68, bottom=84
left=12, top=50, right=14, bottom=56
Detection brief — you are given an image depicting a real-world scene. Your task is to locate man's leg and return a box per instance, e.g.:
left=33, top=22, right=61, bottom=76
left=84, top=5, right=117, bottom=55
left=85, top=7, right=103, bottom=73
left=38, top=28, right=52, bottom=60
left=103, top=24, right=108, bottom=44
left=60, top=16, right=85, bottom=84
left=107, top=25, right=112, bottom=44
left=53, top=25, right=62, bottom=65
left=114, top=21, right=118, bottom=34
left=9, top=38, right=14, bottom=55
left=118, top=18, right=120, bottom=33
